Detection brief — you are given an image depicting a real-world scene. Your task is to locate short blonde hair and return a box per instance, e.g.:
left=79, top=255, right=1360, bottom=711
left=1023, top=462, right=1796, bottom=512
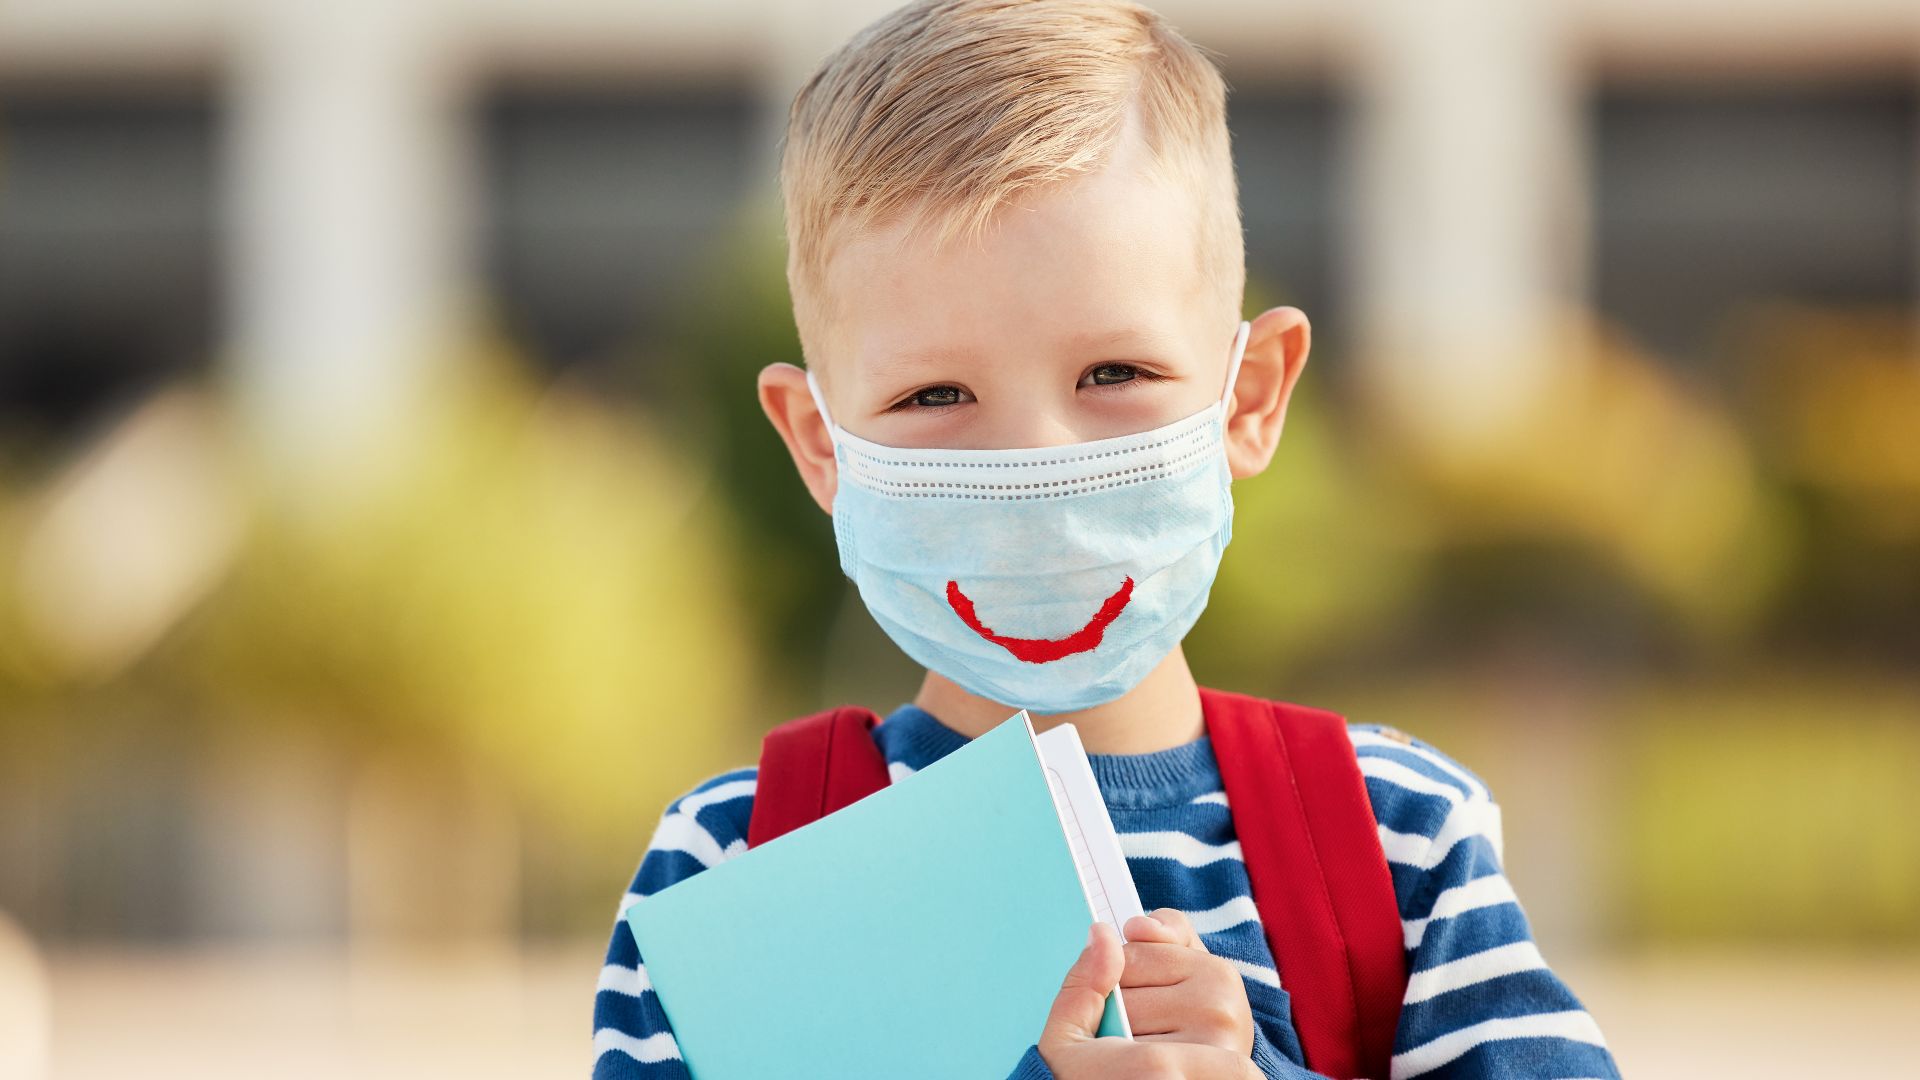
left=780, top=0, right=1243, bottom=358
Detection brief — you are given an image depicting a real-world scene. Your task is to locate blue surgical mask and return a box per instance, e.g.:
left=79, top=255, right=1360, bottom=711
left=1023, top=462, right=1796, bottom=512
left=806, top=321, right=1250, bottom=714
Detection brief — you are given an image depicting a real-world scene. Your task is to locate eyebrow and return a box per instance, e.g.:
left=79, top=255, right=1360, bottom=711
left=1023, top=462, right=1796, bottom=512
left=858, top=345, right=974, bottom=383
left=1063, top=327, right=1148, bottom=350
left=858, top=326, right=1179, bottom=383
left=1062, top=326, right=1183, bottom=358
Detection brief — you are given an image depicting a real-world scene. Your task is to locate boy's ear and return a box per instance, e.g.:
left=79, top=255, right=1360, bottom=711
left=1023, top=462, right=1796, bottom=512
left=757, top=362, right=837, bottom=514
left=1224, top=306, right=1311, bottom=480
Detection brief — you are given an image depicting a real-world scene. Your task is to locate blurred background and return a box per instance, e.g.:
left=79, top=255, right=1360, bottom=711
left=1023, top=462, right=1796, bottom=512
left=0, top=0, right=1916, bottom=1075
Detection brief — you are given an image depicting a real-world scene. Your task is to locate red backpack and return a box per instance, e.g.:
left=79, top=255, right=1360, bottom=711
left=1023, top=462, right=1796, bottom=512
left=745, top=685, right=1407, bottom=1080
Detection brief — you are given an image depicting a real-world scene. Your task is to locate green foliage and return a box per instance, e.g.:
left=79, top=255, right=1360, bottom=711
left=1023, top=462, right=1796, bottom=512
left=1187, top=376, right=1428, bottom=693
left=1620, top=677, right=1920, bottom=944
left=650, top=204, right=845, bottom=710
left=179, top=347, right=761, bottom=848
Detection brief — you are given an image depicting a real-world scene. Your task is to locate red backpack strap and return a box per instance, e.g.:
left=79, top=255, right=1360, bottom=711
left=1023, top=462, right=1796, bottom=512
left=745, top=706, right=891, bottom=848
left=1200, top=686, right=1406, bottom=1080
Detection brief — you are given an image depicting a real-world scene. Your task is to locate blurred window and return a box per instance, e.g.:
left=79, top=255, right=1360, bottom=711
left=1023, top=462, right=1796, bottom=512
left=0, top=87, right=217, bottom=442
left=481, top=80, right=1346, bottom=376
left=1229, top=81, right=1346, bottom=347
left=481, top=84, right=761, bottom=377
left=1591, top=78, right=1919, bottom=373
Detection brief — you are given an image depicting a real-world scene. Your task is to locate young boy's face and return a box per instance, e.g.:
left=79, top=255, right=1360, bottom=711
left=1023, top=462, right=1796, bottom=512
left=761, top=118, right=1311, bottom=516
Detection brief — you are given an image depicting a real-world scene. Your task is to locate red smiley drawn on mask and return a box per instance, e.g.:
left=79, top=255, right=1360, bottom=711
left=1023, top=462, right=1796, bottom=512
left=944, top=577, right=1135, bottom=664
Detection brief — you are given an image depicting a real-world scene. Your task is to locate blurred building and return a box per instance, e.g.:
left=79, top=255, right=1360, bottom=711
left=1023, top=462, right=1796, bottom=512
left=4, top=0, right=1916, bottom=464
left=2, top=0, right=1917, bottom=947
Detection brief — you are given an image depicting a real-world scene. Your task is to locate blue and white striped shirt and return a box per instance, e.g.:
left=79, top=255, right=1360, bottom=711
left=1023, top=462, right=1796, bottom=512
left=593, top=703, right=1618, bottom=1079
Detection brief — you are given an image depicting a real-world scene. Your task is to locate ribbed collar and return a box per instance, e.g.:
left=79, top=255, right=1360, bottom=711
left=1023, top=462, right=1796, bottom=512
left=872, top=701, right=1223, bottom=810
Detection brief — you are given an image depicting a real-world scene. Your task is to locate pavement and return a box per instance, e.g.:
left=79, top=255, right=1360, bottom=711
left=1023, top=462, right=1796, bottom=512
left=11, top=943, right=1918, bottom=1078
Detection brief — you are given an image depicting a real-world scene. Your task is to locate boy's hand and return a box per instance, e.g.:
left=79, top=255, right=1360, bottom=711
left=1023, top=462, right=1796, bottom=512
left=1038, top=920, right=1261, bottom=1080
left=1119, top=908, right=1257, bottom=1057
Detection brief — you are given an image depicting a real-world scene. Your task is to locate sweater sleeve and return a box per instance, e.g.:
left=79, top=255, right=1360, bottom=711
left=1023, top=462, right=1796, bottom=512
left=590, top=767, right=758, bottom=1079
left=1251, top=1022, right=1325, bottom=1078
left=1008, top=1043, right=1053, bottom=1079
left=1349, top=726, right=1621, bottom=1080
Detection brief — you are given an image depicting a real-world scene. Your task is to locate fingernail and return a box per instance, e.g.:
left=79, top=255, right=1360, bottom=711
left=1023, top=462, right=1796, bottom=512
left=1086, top=923, right=1098, bottom=948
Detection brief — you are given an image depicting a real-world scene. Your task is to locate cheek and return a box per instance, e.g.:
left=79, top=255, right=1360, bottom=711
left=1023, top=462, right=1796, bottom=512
left=1091, top=383, right=1197, bottom=433
left=1078, top=364, right=1224, bottom=441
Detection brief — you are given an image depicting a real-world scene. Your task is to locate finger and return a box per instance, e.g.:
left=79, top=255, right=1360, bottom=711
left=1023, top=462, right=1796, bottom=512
left=1122, top=913, right=1184, bottom=945
left=1126, top=964, right=1256, bottom=1056
left=1039, top=921, right=1125, bottom=1047
left=1108, top=981, right=1190, bottom=1036
left=1121, top=986, right=1235, bottom=1043
left=1144, top=907, right=1205, bottom=950
left=1133, top=1040, right=1261, bottom=1080
left=1118, top=939, right=1203, bottom=988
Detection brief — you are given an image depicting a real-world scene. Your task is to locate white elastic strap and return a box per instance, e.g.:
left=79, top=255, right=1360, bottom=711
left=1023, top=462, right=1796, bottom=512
left=1221, top=320, right=1251, bottom=409
left=803, top=368, right=838, bottom=437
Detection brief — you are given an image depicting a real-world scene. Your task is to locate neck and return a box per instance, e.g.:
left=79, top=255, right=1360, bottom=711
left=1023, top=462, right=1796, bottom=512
left=911, top=645, right=1205, bottom=754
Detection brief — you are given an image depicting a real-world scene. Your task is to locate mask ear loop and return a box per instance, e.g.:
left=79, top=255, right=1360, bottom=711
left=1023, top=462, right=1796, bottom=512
left=803, top=367, right=839, bottom=445
left=1220, top=320, right=1252, bottom=410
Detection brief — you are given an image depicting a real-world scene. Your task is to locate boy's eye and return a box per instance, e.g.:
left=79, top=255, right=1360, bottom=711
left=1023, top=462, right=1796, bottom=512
left=1085, top=364, right=1141, bottom=387
left=894, top=385, right=967, bottom=410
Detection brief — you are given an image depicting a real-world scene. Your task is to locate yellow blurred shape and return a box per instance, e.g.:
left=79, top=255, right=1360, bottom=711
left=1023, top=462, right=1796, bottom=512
left=1622, top=677, right=1920, bottom=942
left=1399, top=311, right=1784, bottom=634
left=16, top=391, right=244, bottom=683
left=187, top=341, right=760, bottom=849
left=1739, top=307, right=1920, bottom=540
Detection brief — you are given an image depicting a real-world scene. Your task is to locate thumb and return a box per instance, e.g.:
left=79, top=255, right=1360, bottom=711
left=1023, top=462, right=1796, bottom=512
left=1039, top=922, right=1124, bottom=1048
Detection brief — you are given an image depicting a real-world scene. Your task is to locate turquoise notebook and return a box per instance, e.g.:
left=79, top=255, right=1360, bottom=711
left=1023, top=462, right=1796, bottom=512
left=622, top=710, right=1129, bottom=1078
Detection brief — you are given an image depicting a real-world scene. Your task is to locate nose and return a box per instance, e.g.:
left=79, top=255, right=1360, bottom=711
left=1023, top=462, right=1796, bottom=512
left=975, top=395, right=1084, bottom=451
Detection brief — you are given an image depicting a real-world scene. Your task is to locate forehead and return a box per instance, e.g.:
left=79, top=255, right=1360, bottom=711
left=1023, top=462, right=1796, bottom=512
left=813, top=134, right=1213, bottom=377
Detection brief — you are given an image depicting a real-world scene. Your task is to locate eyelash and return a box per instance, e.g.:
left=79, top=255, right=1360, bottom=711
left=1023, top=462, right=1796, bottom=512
left=886, top=365, right=1166, bottom=411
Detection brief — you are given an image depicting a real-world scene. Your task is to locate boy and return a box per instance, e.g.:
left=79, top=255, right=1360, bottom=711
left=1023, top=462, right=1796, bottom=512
left=595, top=1, right=1619, bottom=1077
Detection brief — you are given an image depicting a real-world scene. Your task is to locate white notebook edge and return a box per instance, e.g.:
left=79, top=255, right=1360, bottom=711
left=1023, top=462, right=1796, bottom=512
left=1018, top=711, right=1147, bottom=1041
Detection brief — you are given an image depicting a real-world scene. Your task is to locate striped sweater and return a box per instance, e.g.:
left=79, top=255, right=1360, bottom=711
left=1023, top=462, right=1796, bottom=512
left=593, top=703, right=1619, bottom=1079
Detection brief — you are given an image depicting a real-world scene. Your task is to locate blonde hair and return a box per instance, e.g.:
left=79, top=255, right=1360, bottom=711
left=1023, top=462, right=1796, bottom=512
left=780, top=0, right=1243, bottom=357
